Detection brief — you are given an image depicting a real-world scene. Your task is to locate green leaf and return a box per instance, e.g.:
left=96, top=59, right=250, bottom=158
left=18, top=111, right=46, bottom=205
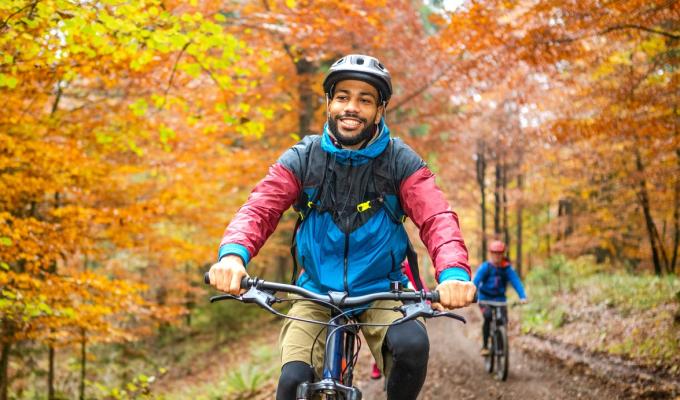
left=0, top=73, right=19, bottom=89
left=60, top=307, right=76, bottom=318
left=170, top=34, right=190, bottom=50
left=0, top=237, right=12, bottom=246
left=2, top=290, right=16, bottom=299
left=127, top=139, right=144, bottom=156
left=180, top=62, right=202, bottom=78
left=38, top=302, right=53, bottom=314
left=129, top=99, right=148, bottom=117
left=159, top=125, right=175, bottom=147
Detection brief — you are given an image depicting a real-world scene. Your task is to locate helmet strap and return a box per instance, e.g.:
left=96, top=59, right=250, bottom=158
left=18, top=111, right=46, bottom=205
left=381, top=101, right=388, bottom=124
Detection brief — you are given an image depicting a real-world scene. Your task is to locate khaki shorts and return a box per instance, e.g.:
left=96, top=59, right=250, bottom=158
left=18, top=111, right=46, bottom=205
left=279, top=296, right=409, bottom=377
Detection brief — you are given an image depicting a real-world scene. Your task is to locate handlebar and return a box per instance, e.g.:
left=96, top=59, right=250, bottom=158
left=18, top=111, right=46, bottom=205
left=204, top=272, right=467, bottom=325
left=204, top=272, right=441, bottom=306
left=478, top=300, right=508, bottom=307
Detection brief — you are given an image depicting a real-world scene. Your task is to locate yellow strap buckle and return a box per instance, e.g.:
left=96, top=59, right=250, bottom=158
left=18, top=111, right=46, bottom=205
left=357, top=201, right=372, bottom=212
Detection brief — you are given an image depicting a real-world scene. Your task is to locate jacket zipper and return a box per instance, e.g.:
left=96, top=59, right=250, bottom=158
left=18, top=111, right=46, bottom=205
left=343, top=158, right=352, bottom=294
left=343, top=232, right=350, bottom=293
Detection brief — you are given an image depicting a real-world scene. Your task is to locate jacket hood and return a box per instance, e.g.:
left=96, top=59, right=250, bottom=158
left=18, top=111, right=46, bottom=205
left=321, top=118, right=390, bottom=164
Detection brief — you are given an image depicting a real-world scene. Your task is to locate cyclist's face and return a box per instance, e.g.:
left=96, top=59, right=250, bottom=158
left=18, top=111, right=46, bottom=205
left=490, top=251, right=503, bottom=266
left=327, top=80, right=383, bottom=147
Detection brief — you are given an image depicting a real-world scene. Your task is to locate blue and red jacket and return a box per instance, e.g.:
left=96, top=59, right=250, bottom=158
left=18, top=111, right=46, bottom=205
left=473, top=261, right=526, bottom=302
left=218, top=119, right=470, bottom=296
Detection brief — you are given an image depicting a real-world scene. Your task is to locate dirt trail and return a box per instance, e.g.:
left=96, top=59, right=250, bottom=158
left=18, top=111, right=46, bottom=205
left=158, top=307, right=678, bottom=399
left=352, top=306, right=660, bottom=400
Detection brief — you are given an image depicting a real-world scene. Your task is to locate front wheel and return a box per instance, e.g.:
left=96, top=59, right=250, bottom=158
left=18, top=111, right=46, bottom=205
left=483, top=335, right=495, bottom=373
left=494, top=326, right=509, bottom=381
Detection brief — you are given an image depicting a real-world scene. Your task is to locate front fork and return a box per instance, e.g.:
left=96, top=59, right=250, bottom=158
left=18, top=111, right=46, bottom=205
left=295, top=315, right=361, bottom=399
left=296, top=380, right=362, bottom=400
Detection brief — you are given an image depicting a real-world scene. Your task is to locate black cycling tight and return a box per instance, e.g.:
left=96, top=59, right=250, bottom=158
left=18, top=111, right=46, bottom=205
left=384, top=320, right=429, bottom=400
left=276, top=320, right=429, bottom=400
left=276, top=361, right=314, bottom=400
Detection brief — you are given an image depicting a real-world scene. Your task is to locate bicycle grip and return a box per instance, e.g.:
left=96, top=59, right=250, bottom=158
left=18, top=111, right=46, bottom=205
left=203, top=272, right=250, bottom=289
left=429, top=288, right=478, bottom=304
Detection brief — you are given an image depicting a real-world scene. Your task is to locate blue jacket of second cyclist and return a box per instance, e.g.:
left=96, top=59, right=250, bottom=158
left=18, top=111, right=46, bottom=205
left=473, top=261, right=526, bottom=302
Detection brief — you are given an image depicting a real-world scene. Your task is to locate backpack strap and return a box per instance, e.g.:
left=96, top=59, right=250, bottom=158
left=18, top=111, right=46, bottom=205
left=289, top=144, right=330, bottom=285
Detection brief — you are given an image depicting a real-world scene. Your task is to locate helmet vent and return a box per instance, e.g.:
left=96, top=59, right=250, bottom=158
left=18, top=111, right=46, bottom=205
left=356, top=57, right=365, bottom=65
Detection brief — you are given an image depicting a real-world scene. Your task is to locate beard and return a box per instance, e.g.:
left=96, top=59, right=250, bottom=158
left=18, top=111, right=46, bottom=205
left=328, top=114, right=378, bottom=147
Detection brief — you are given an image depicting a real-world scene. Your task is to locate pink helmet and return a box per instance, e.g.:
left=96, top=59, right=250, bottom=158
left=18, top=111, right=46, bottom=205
left=489, top=240, right=506, bottom=253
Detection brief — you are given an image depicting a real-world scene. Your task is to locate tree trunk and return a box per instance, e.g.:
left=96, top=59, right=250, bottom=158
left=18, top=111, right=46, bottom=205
left=0, top=340, right=9, bottom=400
left=48, top=345, right=55, bottom=400
left=288, top=55, right=318, bottom=137
left=635, top=150, right=664, bottom=275
left=502, top=162, right=510, bottom=251
left=184, top=263, right=194, bottom=327
left=79, top=330, right=86, bottom=400
left=516, top=172, right=524, bottom=277
left=276, top=255, right=289, bottom=283
left=546, top=204, right=551, bottom=258
left=494, top=161, right=501, bottom=236
left=476, top=140, right=487, bottom=258
left=671, top=115, right=679, bottom=274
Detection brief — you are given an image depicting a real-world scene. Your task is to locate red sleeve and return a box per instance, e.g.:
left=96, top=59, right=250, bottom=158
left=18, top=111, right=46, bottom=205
left=399, top=167, right=470, bottom=281
left=219, top=163, right=301, bottom=259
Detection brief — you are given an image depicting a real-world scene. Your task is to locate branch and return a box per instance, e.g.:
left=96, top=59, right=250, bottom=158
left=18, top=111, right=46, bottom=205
left=158, top=41, right=191, bottom=110
left=553, top=24, right=679, bottom=44
left=390, top=63, right=455, bottom=113
left=599, top=24, right=679, bottom=40
left=0, top=1, right=39, bottom=32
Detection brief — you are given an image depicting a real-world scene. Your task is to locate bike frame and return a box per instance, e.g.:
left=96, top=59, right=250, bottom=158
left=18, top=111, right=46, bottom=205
left=480, top=300, right=507, bottom=327
left=479, top=300, right=509, bottom=381
left=205, top=275, right=466, bottom=399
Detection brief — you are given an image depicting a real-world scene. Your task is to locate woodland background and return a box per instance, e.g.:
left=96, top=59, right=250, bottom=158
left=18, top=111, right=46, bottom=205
left=0, top=0, right=678, bottom=398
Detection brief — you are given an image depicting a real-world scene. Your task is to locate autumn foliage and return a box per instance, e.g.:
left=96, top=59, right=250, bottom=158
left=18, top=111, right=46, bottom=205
left=1, top=0, right=677, bottom=397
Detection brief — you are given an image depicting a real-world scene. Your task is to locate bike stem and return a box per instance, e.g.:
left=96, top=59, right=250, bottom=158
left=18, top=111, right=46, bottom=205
left=323, top=312, right=347, bottom=380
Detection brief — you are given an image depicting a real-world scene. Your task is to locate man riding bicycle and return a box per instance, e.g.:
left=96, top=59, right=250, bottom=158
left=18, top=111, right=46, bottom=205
left=473, top=240, right=527, bottom=356
left=208, top=54, right=476, bottom=400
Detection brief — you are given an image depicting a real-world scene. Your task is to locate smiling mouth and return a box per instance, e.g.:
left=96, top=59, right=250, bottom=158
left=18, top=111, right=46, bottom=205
left=337, top=116, right=365, bottom=131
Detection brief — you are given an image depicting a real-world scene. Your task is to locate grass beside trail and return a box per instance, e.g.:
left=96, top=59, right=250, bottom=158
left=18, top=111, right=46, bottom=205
left=160, top=339, right=279, bottom=400
left=519, top=255, right=680, bottom=376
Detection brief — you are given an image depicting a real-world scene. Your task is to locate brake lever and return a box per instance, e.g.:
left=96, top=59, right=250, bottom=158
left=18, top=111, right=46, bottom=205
left=432, top=310, right=466, bottom=324
left=398, top=301, right=436, bottom=322
left=209, top=294, right=241, bottom=303
left=397, top=302, right=467, bottom=324
left=241, top=285, right=277, bottom=309
left=209, top=286, right=277, bottom=312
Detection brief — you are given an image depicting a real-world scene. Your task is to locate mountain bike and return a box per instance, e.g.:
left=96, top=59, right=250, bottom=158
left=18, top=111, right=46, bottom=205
left=479, top=300, right=509, bottom=381
left=204, top=274, right=467, bottom=399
